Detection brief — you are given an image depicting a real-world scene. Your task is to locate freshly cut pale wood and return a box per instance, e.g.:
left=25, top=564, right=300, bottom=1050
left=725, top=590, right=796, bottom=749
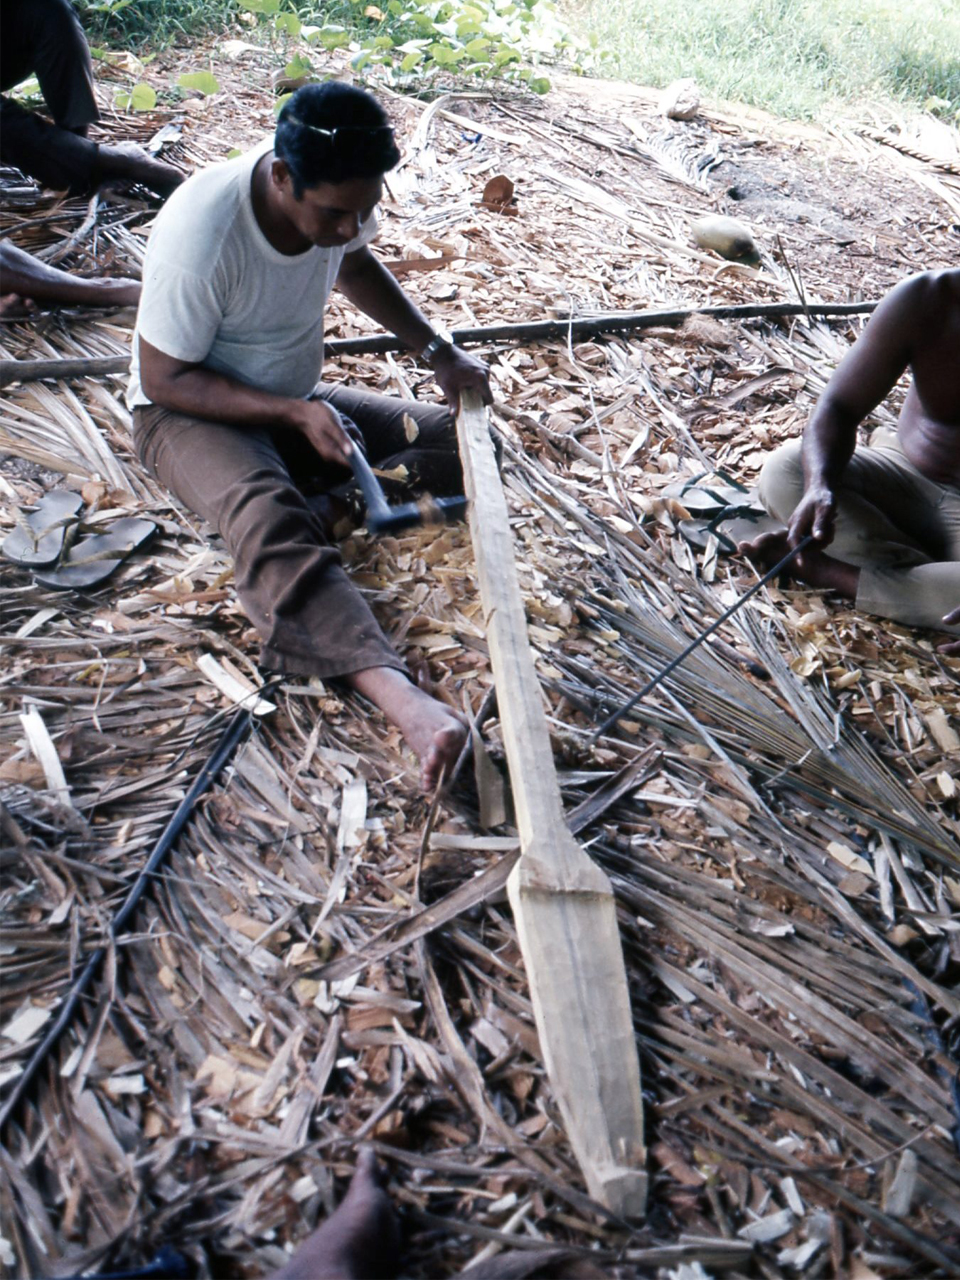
left=20, top=706, right=73, bottom=808
left=196, top=653, right=277, bottom=716
left=456, top=390, right=647, bottom=1217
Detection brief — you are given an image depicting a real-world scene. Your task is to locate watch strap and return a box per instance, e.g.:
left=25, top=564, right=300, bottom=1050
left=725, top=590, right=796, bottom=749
left=419, top=330, right=454, bottom=366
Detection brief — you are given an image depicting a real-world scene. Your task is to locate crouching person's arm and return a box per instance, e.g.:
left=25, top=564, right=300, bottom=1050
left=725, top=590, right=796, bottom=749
left=792, top=279, right=917, bottom=550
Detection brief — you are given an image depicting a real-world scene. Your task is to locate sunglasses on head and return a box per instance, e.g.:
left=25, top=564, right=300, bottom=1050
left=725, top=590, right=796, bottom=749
left=285, top=115, right=395, bottom=144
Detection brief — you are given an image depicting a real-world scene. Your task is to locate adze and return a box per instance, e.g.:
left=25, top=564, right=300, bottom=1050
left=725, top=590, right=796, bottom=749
left=349, top=437, right=467, bottom=534
left=455, top=389, right=648, bottom=1217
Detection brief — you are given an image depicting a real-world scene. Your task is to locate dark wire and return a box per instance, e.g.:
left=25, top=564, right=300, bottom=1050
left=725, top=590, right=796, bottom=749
left=591, top=534, right=816, bottom=741
left=0, top=703, right=256, bottom=1131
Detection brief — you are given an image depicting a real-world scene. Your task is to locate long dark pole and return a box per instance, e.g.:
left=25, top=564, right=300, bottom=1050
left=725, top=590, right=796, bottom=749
left=0, top=705, right=254, bottom=1130
left=0, top=300, right=877, bottom=386
left=591, top=536, right=815, bottom=742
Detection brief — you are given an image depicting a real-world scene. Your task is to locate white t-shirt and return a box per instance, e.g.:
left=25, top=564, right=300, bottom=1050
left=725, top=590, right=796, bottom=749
left=127, top=139, right=378, bottom=407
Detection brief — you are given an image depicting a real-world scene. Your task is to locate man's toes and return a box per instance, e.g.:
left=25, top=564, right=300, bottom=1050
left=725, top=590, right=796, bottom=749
left=350, top=1147, right=384, bottom=1194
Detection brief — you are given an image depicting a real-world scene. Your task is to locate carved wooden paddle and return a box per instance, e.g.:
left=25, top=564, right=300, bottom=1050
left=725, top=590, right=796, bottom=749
left=456, top=391, right=647, bottom=1217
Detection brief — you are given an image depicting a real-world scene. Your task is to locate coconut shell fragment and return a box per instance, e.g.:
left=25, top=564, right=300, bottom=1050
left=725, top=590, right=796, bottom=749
left=691, top=213, right=761, bottom=265
left=662, top=78, right=700, bottom=121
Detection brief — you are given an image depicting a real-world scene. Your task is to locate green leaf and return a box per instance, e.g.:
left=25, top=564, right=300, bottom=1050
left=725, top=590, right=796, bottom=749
left=226, top=147, right=243, bottom=159
left=400, top=49, right=424, bottom=70
left=301, top=24, right=322, bottom=43
left=274, top=92, right=294, bottom=115
left=274, top=11, right=301, bottom=36
left=9, top=75, right=41, bottom=100
left=351, top=50, right=373, bottom=70
left=177, top=71, right=220, bottom=96
left=464, top=37, right=491, bottom=55
left=239, top=0, right=281, bottom=12
left=529, top=75, right=550, bottom=94
left=284, top=53, right=314, bottom=78
left=128, top=83, right=157, bottom=111
left=318, top=25, right=351, bottom=49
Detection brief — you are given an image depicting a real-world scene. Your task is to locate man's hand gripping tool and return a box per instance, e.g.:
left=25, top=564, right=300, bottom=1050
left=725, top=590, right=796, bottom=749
left=348, top=441, right=468, bottom=535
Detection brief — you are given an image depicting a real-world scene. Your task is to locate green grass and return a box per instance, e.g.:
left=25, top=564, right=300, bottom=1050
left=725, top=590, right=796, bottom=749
left=76, top=0, right=238, bottom=47
left=568, top=0, right=960, bottom=122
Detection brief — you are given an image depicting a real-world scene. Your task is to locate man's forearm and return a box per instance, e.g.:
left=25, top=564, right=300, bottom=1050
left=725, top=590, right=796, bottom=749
left=336, top=250, right=437, bottom=354
left=143, top=362, right=302, bottom=431
left=801, top=397, right=859, bottom=492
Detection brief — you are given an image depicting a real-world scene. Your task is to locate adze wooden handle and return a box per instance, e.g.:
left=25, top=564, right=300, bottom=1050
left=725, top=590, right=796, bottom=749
left=455, top=390, right=647, bottom=1217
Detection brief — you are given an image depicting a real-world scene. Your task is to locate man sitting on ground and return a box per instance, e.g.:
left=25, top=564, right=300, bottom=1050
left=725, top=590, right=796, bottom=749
left=1, top=0, right=182, bottom=198
left=740, top=268, right=959, bottom=652
left=128, top=82, right=491, bottom=791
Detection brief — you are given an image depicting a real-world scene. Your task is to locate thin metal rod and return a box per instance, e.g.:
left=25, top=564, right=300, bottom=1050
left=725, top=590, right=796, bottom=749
left=591, top=535, right=815, bottom=742
left=0, top=704, right=255, bottom=1130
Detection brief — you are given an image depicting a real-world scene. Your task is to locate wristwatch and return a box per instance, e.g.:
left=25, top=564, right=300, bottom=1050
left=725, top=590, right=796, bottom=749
left=419, top=328, right=455, bottom=366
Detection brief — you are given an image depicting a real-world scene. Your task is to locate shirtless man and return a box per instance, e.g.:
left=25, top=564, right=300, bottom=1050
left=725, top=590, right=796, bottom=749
left=129, top=83, right=491, bottom=791
left=740, top=269, right=960, bottom=652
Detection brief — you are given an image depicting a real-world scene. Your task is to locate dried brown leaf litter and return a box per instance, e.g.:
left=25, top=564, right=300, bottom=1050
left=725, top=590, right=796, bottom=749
left=1, top=38, right=959, bottom=1279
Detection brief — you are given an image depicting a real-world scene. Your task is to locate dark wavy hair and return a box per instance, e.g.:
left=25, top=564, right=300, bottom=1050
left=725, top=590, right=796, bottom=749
left=274, top=83, right=401, bottom=197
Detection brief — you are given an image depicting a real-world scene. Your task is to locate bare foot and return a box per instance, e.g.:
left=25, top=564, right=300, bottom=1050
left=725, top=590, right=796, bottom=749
left=0, top=293, right=36, bottom=319
left=271, top=1149, right=400, bottom=1280
left=738, top=526, right=792, bottom=572
left=348, top=666, right=467, bottom=792
left=738, top=528, right=860, bottom=598
left=939, top=606, right=960, bottom=655
left=97, top=142, right=185, bottom=198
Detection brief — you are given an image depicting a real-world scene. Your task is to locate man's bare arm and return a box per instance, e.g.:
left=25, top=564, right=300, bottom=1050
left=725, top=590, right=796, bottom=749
left=791, top=276, right=918, bottom=546
left=138, top=337, right=352, bottom=465
left=335, top=246, right=491, bottom=409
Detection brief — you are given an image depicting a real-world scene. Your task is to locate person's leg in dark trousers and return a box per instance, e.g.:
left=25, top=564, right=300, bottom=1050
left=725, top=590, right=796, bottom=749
left=133, top=404, right=405, bottom=680
left=0, top=0, right=99, bottom=131
left=0, top=98, right=99, bottom=192
left=133, top=403, right=466, bottom=790
left=0, top=0, right=183, bottom=196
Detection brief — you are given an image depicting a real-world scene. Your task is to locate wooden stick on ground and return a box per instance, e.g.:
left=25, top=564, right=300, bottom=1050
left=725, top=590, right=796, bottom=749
left=455, top=389, right=648, bottom=1218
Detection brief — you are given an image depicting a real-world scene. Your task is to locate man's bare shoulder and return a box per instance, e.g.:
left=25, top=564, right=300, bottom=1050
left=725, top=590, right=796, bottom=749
left=885, top=268, right=960, bottom=321
left=860, top=269, right=960, bottom=369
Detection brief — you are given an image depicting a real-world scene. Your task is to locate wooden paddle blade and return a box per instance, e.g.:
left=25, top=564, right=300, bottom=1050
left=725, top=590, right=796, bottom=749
left=508, top=841, right=648, bottom=1217
left=456, top=391, right=647, bottom=1217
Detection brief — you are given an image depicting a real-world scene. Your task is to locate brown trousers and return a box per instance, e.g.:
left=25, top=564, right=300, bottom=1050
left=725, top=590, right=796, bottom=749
left=758, top=429, right=960, bottom=633
left=133, top=384, right=460, bottom=679
left=1, top=0, right=100, bottom=192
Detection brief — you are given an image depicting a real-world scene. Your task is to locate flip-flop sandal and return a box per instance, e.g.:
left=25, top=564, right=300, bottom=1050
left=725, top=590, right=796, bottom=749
left=2, top=490, right=83, bottom=568
left=33, top=517, right=157, bottom=591
left=678, top=507, right=775, bottom=553
left=663, top=474, right=758, bottom=518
